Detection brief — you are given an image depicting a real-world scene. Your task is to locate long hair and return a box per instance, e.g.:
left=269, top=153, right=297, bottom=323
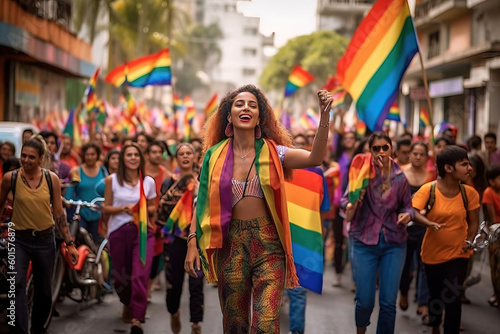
left=202, top=84, right=294, bottom=179
left=116, top=144, right=145, bottom=186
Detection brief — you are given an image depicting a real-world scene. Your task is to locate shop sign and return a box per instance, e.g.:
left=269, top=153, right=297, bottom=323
left=429, top=77, right=463, bottom=98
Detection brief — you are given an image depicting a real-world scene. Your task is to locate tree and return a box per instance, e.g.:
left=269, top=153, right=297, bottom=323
left=260, top=31, right=348, bottom=93
left=174, top=22, right=223, bottom=96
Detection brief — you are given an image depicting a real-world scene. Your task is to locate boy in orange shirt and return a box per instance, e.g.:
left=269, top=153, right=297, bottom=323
left=412, top=146, right=480, bottom=334
left=482, top=165, right=500, bottom=308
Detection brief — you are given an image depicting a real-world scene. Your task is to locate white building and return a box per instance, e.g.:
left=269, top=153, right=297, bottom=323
left=202, top=0, right=270, bottom=90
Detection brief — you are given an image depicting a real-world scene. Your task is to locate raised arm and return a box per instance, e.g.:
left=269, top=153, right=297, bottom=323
left=283, top=90, right=332, bottom=169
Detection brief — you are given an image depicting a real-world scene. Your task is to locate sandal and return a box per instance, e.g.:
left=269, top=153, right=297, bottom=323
left=488, top=295, right=498, bottom=307
left=130, top=319, right=143, bottom=334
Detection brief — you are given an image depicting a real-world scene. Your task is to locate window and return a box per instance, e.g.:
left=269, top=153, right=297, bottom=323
left=243, top=68, right=256, bottom=76
left=428, top=31, right=440, bottom=59
left=243, top=27, right=258, bottom=36
left=243, top=48, right=257, bottom=56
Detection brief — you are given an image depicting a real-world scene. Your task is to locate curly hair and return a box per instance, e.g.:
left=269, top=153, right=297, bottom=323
left=202, top=85, right=294, bottom=179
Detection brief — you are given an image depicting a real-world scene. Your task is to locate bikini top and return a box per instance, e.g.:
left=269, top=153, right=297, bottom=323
left=231, top=145, right=289, bottom=208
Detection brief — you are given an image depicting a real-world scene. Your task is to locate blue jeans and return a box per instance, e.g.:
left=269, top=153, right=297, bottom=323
left=10, top=229, right=55, bottom=334
left=351, top=235, right=406, bottom=334
left=79, top=218, right=101, bottom=244
left=286, top=286, right=307, bottom=333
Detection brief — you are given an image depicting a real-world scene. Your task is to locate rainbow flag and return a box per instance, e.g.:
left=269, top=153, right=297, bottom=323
left=204, top=93, right=218, bottom=116
left=336, top=0, right=419, bottom=131
left=356, top=120, right=367, bottom=137
left=105, top=49, right=172, bottom=87
left=173, top=93, right=184, bottom=111
left=284, top=65, right=315, bottom=97
left=184, top=96, right=195, bottom=141
left=86, top=68, right=100, bottom=113
left=162, top=180, right=195, bottom=236
left=196, top=138, right=299, bottom=288
left=420, top=105, right=430, bottom=127
left=331, top=90, right=347, bottom=109
left=285, top=168, right=327, bottom=293
left=95, top=100, right=107, bottom=125
left=322, top=75, right=341, bottom=92
left=387, top=101, right=401, bottom=122
left=299, top=108, right=318, bottom=130
left=348, top=153, right=375, bottom=204
left=133, top=172, right=149, bottom=265
left=63, top=108, right=82, bottom=147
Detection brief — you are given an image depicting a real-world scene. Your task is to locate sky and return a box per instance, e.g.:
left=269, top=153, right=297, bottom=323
left=237, top=0, right=317, bottom=48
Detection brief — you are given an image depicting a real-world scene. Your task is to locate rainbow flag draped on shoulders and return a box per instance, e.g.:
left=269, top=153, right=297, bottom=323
left=336, top=0, right=419, bottom=131
left=163, top=180, right=195, bottom=236
left=196, top=138, right=299, bottom=288
left=105, top=49, right=172, bottom=87
left=133, top=172, right=149, bottom=265
left=285, top=168, right=328, bottom=294
left=348, top=153, right=376, bottom=204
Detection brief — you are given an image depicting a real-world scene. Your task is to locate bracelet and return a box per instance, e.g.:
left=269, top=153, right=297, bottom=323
left=187, top=232, right=197, bottom=244
left=319, top=122, right=329, bottom=128
left=66, top=240, right=75, bottom=247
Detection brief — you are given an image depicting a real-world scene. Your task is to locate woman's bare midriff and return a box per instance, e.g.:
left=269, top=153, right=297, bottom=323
left=231, top=196, right=269, bottom=220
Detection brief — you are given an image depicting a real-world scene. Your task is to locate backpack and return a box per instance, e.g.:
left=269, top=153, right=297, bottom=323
left=424, top=181, right=468, bottom=215
left=11, top=168, right=54, bottom=206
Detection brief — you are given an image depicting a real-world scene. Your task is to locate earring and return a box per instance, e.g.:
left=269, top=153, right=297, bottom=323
left=225, top=122, right=234, bottom=137
left=255, top=125, right=262, bottom=139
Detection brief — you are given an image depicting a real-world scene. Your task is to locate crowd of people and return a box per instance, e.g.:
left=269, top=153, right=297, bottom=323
left=1, top=84, right=500, bottom=334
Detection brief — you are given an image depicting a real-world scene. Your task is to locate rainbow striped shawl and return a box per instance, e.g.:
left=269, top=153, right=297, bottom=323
left=196, top=138, right=299, bottom=288
left=348, top=153, right=376, bottom=203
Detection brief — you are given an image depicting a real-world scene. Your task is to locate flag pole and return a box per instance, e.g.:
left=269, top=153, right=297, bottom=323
left=417, top=51, right=435, bottom=145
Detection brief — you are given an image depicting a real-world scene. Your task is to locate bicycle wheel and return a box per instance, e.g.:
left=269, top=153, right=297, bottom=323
left=44, top=251, right=65, bottom=330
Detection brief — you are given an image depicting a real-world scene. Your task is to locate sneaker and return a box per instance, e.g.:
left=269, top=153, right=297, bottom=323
left=191, top=323, right=202, bottom=334
left=332, top=274, right=341, bottom=287
left=171, top=311, right=181, bottom=334
left=122, top=305, right=132, bottom=324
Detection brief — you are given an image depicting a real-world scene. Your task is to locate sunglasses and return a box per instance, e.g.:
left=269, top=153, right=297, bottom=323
left=371, top=144, right=390, bottom=153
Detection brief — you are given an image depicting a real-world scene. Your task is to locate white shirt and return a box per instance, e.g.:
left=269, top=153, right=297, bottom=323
left=107, top=173, right=157, bottom=237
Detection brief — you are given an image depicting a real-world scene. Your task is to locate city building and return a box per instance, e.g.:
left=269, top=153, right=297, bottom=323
left=0, top=0, right=95, bottom=123
left=202, top=0, right=271, bottom=90
left=317, top=0, right=376, bottom=39
left=402, top=0, right=500, bottom=141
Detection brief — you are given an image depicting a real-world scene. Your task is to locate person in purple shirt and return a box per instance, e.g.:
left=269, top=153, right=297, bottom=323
left=485, top=132, right=500, bottom=167
left=341, top=132, right=413, bottom=334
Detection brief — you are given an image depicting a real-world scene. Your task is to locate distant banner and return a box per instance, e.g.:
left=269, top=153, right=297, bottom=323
left=15, top=63, right=40, bottom=107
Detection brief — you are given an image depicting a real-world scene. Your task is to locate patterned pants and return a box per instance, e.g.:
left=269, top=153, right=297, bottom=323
left=215, top=216, right=285, bottom=334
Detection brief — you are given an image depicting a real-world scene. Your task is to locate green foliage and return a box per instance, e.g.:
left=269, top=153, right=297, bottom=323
left=260, top=30, right=348, bottom=92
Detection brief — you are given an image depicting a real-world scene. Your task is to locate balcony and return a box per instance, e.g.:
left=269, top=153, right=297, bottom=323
left=415, top=0, right=468, bottom=29
left=317, top=0, right=374, bottom=15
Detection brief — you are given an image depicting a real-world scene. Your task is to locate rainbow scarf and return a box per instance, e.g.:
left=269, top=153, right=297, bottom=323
left=196, top=138, right=299, bottom=288
left=133, top=172, right=149, bottom=265
left=163, top=180, right=195, bottom=236
left=348, top=153, right=376, bottom=203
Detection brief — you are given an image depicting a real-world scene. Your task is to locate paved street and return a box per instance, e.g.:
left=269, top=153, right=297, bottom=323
left=42, top=257, right=500, bottom=334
